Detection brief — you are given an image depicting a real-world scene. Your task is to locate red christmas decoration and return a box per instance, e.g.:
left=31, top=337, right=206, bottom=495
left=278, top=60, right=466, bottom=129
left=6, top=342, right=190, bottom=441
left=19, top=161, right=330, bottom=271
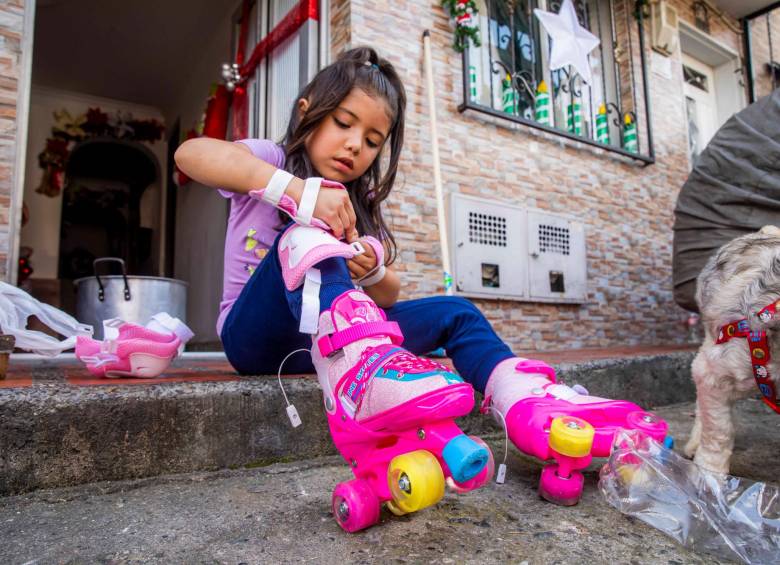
left=203, top=85, right=230, bottom=140
left=174, top=128, right=199, bottom=187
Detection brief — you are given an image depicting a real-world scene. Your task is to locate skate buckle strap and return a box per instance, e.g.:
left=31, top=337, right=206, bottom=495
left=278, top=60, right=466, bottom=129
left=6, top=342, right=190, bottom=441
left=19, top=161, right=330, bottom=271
left=716, top=300, right=780, bottom=415
left=340, top=345, right=404, bottom=415
left=514, top=359, right=556, bottom=382
left=317, top=321, right=404, bottom=357
left=480, top=395, right=492, bottom=414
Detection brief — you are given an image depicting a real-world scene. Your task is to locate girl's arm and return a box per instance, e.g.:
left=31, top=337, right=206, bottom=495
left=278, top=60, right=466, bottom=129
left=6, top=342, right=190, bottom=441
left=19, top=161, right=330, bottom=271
left=174, top=137, right=303, bottom=197
left=362, top=267, right=400, bottom=308
left=174, top=137, right=357, bottom=240
left=346, top=236, right=400, bottom=308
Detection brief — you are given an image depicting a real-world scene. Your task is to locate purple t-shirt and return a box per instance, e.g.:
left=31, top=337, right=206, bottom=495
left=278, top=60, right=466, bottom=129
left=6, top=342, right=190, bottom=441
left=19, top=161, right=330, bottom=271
left=216, top=139, right=286, bottom=335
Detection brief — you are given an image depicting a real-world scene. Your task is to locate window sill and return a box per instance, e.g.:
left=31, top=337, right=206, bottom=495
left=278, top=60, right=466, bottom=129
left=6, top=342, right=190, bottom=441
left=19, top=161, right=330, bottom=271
left=457, top=101, right=655, bottom=166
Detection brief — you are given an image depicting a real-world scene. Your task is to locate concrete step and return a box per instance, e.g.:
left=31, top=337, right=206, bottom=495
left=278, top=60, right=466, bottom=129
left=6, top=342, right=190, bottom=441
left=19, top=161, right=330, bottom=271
left=3, top=398, right=775, bottom=564
left=0, top=347, right=697, bottom=495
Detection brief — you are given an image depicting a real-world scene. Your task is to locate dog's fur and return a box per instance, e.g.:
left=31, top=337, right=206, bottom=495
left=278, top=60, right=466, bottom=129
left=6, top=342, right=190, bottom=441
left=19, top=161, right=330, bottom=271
left=684, top=225, right=780, bottom=474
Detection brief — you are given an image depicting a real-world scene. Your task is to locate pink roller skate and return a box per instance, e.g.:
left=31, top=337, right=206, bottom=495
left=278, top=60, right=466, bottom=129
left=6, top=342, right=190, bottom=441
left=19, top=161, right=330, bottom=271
left=260, top=174, right=494, bottom=531
left=75, top=313, right=193, bottom=378
left=483, top=357, right=668, bottom=506
left=313, top=290, right=494, bottom=532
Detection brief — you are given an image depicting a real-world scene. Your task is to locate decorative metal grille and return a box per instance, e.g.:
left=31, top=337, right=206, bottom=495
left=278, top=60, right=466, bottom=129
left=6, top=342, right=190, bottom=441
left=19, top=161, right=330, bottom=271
left=469, top=211, right=508, bottom=246
left=460, top=0, right=654, bottom=163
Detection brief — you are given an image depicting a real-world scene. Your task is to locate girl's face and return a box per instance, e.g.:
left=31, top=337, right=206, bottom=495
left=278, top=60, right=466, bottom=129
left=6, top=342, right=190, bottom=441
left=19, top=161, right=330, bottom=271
left=302, top=88, right=392, bottom=183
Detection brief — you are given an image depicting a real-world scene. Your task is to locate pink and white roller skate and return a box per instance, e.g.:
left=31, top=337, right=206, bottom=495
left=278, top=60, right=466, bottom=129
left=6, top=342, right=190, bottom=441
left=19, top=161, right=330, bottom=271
left=75, top=313, right=193, bottom=378
left=312, top=290, right=494, bottom=532
left=259, top=175, right=494, bottom=531
left=483, top=357, right=669, bottom=506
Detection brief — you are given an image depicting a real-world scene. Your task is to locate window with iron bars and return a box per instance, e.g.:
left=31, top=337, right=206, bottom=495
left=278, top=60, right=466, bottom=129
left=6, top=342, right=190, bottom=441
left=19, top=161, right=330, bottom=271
left=461, top=0, right=654, bottom=163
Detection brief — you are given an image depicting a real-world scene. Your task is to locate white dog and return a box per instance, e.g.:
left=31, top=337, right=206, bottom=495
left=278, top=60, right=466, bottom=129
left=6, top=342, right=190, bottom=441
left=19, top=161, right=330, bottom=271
left=684, top=226, right=780, bottom=474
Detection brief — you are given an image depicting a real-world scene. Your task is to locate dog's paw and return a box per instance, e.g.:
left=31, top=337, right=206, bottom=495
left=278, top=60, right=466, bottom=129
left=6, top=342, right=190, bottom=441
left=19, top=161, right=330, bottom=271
left=693, top=450, right=730, bottom=475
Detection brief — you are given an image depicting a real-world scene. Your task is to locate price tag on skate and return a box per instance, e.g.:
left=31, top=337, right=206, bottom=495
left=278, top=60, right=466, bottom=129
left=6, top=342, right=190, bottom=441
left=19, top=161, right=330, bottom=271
left=286, top=404, right=302, bottom=428
left=496, top=463, right=507, bottom=484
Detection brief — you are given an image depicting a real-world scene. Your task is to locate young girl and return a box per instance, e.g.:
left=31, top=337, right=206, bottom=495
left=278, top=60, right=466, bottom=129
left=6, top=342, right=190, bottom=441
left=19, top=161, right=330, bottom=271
left=175, top=46, right=521, bottom=394
left=175, top=47, right=630, bottom=500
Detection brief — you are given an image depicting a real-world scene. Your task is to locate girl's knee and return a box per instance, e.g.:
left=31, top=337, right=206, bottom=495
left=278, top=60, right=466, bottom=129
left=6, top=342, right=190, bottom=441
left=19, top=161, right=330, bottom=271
left=428, top=296, right=485, bottom=321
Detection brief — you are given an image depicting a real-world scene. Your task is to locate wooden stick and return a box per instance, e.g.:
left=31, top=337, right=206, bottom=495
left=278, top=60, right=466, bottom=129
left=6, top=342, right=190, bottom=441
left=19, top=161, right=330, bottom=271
left=422, top=30, right=454, bottom=295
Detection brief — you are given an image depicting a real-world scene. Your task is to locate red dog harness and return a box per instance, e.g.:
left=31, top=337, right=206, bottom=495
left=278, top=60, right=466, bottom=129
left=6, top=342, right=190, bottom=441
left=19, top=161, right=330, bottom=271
left=716, top=301, right=780, bottom=414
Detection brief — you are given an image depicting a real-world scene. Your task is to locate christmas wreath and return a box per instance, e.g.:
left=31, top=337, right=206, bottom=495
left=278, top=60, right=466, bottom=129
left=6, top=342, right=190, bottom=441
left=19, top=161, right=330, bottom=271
left=36, top=107, right=165, bottom=197
left=441, top=0, right=481, bottom=53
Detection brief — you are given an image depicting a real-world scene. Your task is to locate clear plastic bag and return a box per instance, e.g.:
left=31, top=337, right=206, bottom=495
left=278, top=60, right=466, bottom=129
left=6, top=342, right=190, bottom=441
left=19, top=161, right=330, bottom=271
left=0, top=281, right=92, bottom=356
left=599, top=429, right=780, bottom=565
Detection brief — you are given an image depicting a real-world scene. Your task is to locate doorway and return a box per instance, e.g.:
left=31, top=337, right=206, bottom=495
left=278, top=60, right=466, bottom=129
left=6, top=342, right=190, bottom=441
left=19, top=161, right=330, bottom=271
left=682, top=53, right=719, bottom=165
left=679, top=21, right=747, bottom=168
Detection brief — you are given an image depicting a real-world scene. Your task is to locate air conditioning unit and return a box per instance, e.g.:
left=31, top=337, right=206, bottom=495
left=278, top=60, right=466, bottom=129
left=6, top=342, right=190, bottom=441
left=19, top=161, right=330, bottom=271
left=650, top=0, right=679, bottom=56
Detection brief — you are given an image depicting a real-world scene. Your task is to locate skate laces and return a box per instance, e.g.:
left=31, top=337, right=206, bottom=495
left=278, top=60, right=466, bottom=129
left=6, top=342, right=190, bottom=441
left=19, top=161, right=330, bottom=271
left=277, top=348, right=310, bottom=428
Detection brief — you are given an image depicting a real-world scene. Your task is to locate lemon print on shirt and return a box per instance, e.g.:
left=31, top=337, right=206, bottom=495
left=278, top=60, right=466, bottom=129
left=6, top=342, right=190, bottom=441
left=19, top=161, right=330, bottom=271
left=244, top=228, right=268, bottom=275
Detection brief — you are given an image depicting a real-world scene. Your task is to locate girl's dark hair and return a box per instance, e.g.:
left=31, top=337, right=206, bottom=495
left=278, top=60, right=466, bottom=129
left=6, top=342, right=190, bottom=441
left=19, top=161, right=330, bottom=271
left=281, top=46, right=406, bottom=265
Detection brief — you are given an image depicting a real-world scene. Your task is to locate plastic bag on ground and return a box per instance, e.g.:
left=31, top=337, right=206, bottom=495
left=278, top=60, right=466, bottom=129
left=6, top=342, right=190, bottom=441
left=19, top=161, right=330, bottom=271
left=0, top=281, right=93, bottom=356
left=599, top=429, right=780, bottom=565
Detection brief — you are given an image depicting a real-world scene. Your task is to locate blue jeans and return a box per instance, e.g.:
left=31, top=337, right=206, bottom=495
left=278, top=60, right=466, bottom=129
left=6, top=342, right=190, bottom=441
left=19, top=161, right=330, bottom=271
left=220, top=228, right=513, bottom=393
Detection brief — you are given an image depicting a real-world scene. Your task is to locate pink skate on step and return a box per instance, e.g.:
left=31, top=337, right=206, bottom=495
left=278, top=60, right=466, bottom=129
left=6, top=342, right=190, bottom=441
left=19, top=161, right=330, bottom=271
left=75, top=313, right=193, bottom=378
left=312, top=290, right=494, bottom=532
left=483, top=357, right=669, bottom=506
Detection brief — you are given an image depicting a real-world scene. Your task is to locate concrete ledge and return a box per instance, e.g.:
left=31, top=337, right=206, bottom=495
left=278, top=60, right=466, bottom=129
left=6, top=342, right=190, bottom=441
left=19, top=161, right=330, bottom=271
left=6, top=399, right=775, bottom=564
left=0, top=350, right=696, bottom=495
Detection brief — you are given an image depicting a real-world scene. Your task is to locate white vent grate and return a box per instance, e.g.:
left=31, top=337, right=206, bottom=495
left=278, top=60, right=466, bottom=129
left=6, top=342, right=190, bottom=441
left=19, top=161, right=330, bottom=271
left=469, top=212, right=508, bottom=247
left=538, top=224, right=570, bottom=255
left=528, top=211, right=586, bottom=301
left=451, top=194, right=527, bottom=299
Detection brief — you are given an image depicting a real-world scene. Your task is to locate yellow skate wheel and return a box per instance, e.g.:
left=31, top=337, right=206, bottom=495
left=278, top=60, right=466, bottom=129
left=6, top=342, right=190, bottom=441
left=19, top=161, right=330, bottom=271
left=387, top=450, right=445, bottom=515
left=549, top=416, right=595, bottom=458
left=385, top=500, right=407, bottom=517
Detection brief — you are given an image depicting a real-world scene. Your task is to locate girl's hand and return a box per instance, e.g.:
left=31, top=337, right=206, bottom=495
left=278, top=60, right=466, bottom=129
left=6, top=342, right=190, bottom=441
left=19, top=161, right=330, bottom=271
left=312, top=184, right=358, bottom=240
left=347, top=237, right=379, bottom=281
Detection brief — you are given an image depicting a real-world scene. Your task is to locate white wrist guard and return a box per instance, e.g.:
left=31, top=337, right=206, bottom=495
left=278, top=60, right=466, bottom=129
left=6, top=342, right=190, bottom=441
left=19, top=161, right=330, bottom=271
left=249, top=171, right=345, bottom=232
left=356, top=264, right=387, bottom=287
left=355, top=237, right=386, bottom=287
left=261, top=169, right=294, bottom=206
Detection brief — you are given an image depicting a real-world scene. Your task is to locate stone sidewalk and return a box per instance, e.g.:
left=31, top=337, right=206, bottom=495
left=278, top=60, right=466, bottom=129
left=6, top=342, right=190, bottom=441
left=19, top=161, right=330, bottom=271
left=1, top=398, right=777, bottom=564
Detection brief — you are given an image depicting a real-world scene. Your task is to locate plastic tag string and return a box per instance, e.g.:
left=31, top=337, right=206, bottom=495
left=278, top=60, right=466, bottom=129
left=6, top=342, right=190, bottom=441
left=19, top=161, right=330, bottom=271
left=489, top=405, right=510, bottom=484
left=277, top=348, right=311, bottom=428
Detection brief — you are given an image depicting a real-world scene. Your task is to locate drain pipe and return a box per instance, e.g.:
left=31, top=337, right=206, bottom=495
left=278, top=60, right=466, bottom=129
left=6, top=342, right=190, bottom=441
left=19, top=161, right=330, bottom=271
left=422, top=29, right=454, bottom=295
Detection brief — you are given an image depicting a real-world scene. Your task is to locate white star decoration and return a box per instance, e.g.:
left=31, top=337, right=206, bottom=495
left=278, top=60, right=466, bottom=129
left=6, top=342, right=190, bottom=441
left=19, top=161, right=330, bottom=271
left=534, top=0, right=600, bottom=84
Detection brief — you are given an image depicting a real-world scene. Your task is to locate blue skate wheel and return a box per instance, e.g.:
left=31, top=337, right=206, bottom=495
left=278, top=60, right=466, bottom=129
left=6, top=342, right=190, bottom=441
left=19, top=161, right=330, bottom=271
left=663, top=435, right=675, bottom=449
left=442, top=434, right=489, bottom=483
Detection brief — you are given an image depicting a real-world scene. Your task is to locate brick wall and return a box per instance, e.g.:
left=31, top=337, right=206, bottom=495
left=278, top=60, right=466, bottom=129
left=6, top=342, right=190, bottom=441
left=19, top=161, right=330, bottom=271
left=748, top=7, right=780, bottom=100
left=331, top=0, right=745, bottom=351
left=0, top=0, right=26, bottom=282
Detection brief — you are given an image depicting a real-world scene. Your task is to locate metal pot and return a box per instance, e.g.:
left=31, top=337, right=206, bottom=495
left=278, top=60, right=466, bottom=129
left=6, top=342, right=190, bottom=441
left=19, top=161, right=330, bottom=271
left=74, top=258, right=188, bottom=340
